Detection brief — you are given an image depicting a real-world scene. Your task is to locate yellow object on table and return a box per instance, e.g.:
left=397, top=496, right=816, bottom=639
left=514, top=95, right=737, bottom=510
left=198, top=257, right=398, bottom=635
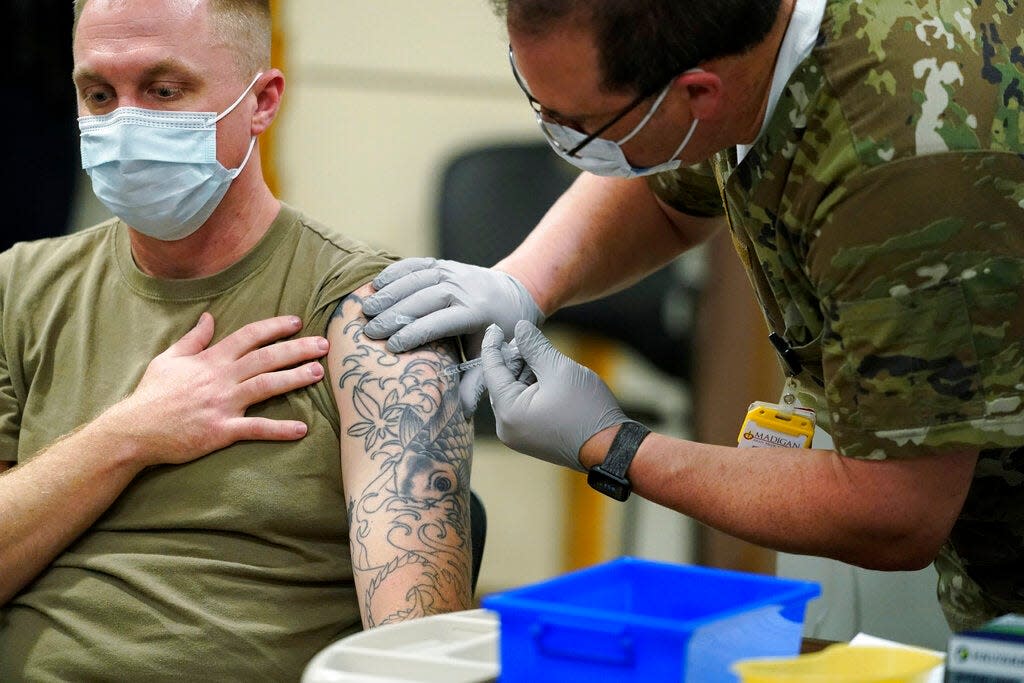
left=732, top=644, right=943, bottom=683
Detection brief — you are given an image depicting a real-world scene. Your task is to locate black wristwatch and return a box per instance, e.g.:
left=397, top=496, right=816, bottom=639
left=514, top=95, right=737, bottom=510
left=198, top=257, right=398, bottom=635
left=587, top=421, right=651, bottom=501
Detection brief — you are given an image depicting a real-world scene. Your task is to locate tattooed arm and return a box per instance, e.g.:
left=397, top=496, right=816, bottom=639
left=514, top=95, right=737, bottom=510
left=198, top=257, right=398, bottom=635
left=329, top=283, right=474, bottom=628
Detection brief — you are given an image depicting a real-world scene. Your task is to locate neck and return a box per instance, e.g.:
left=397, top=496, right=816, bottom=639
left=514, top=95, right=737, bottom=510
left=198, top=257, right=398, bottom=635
left=707, top=0, right=798, bottom=147
left=128, top=171, right=280, bottom=279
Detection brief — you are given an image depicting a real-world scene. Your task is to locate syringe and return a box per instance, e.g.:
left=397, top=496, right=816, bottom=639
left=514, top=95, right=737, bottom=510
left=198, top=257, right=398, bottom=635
left=442, top=357, right=484, bottom=377
left=443, top=340, right=520, bottom=377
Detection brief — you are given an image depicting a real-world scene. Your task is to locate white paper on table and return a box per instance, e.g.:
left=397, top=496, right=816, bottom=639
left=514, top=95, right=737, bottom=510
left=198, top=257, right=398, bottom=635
left=849, top=632, right=945, bottom=683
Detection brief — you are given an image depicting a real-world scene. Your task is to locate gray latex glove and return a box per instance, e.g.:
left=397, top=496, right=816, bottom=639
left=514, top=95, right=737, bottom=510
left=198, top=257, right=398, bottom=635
left=481, top=320, right=628, bottom=472
left=451, top=340, right=531, bottom=422
left=361, top=257, right=544, bottom=353
left=361, top=258, right=544, bottom=418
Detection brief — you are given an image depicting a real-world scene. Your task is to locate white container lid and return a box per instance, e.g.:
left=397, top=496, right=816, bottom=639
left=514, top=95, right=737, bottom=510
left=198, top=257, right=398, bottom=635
left=301, top=608, right=499, bottom=683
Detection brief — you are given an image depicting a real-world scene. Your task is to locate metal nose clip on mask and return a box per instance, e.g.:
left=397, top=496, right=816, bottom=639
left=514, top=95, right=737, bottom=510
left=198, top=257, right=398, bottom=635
left=540, top=79, right=700, bottom=179
left=78, top=72, right=264, bottom=241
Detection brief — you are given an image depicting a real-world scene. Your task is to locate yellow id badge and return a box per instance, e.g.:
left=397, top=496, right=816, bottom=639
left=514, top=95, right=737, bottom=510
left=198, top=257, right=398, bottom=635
left=737, top=401, right=816, bottom=449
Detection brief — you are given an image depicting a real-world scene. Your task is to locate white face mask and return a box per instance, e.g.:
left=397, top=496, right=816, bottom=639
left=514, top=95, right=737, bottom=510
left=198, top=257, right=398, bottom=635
left=539, top=81, right=700, bottom=179
left=78, top=73, right=263, bottom=241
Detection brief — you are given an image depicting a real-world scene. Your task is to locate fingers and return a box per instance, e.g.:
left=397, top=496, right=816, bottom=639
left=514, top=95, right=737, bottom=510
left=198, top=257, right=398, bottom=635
left=368, top=257, right=437, bottom=294
left=362, top=282, right=452, bottom=343
left=458, top=365, right=486, bottom=419
left=480, top=324, right=507, bottom=367
left=202, top=315, right=329, bottom=386
left=238, top=359, right=326, bottom=406
left=234, top=332, right=330, bottom=382
left=363, top=262, right=441, bottom=316
left=453, top=338, right=518, bottom=415
left=383, top=307, right=482, bottom=353
left=228, top=416, right=310, bottom=442
left=362, top=282, right=452, bottom=344
left=207, top=315, right=307, bottom=362
left=481, top=324, right=521, bottom=407
left=511, top=320, right=557, bottom=379
left=163, top=312, right=216, bottom=358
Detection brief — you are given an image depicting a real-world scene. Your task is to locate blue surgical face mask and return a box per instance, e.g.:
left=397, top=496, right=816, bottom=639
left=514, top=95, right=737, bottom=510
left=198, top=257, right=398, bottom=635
left=78, top=73, right=263, bottom=241
left=539, top=77, right=700, bottom=179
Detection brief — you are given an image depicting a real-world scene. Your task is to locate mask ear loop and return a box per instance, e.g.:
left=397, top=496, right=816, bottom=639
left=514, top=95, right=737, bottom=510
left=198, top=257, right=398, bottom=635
left=212, top=72, right=265, bottom=177
left=617, top=67, right=704, bottom=147
left=616, top=81, right=674, bottom=145
left=666, top=118, right=699, bottom=159
left=228, top=137, right=259, bottom=178
left=213, top=72, right=265, bottom=124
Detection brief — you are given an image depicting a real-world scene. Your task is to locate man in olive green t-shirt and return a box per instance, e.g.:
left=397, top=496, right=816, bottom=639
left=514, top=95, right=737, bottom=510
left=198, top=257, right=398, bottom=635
left=0, top=1, right=473, bottom=680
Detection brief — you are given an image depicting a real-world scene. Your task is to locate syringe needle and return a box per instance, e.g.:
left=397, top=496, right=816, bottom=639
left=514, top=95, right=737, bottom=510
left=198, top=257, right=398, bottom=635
left=443, top=340, right=520, bottom=377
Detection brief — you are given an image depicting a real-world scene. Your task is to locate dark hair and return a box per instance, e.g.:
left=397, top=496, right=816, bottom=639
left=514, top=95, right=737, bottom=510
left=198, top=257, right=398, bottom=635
left=491, top=0, right=783, bottom=96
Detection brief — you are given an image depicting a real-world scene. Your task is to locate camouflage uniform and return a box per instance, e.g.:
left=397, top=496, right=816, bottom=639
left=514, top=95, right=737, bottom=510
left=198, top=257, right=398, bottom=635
left=649, top=0, right=1024, bottom=630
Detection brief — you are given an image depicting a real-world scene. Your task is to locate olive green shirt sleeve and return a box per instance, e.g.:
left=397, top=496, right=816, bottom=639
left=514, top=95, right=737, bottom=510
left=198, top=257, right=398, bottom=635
left=646, top=162, right=726, bottom=218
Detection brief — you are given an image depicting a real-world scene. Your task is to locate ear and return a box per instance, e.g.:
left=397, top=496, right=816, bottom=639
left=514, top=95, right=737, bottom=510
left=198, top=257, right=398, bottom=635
left=675, top=69, right=722, bottom=122
left=251, top=69, right=285, bottom=136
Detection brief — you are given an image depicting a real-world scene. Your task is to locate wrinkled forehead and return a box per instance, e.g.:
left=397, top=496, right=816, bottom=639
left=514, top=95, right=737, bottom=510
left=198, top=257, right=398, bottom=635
left=76, top=0, right=267, bottom=78
left=79, top=0, right=204, bottom=14
left=74, top=0, right=217, bottom=60
left=71, top=0, right=237, bottom=96
left=76, top=0, right=205, bottom=26
left=75, top=0, right=212, bottom=39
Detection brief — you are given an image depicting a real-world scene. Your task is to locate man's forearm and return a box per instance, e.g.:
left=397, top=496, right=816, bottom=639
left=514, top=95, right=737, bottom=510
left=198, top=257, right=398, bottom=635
left=580, top=427, right=977, bottom=570
left=0, top=413, right=145, bottom=605
left=496, top=174, right=720, bottom=314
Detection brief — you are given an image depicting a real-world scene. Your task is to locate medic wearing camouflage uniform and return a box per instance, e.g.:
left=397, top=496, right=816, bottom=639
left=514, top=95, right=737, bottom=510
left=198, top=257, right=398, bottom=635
left=359, top=0, right=1023, bottom=631
left=649, top=0, right=1024, bottom=630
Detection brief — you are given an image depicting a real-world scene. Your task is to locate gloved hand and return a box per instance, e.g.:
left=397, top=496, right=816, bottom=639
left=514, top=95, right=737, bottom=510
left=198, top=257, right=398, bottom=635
left=454, top=340, right=529, bottom=423
left=361, top=257, right=544, bottom=353
left=481, top=320, right=628, bottom=472
left=456, top=365, right=487, bottom=421
left=362, top=258, right=544, bottom=418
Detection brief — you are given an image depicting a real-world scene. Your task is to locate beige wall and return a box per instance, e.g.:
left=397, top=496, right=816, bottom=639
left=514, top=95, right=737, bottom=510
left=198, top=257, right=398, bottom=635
left=276, top=0, right=539, bottom=258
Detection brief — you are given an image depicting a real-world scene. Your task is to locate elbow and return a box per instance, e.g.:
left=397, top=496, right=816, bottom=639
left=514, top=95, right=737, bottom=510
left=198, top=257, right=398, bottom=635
left=863, top=545, right=939, bottom=572
left=849, top=522, right=949, bottom=572
left=829, top=461, right=965, bottom=572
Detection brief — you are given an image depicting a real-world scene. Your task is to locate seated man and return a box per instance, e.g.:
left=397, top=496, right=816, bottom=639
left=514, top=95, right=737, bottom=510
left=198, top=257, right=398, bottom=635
left=0, top=0, right=473, bottom=680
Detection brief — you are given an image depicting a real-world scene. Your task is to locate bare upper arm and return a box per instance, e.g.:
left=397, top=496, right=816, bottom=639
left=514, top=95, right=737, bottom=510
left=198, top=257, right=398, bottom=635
left=326, top=282, right=473, bottom=626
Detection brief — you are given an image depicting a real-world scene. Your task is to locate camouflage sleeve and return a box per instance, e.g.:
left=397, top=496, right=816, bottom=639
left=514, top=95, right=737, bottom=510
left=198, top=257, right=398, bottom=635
left=810, top=152, right=1024, bottom=460
left=646, top=162, right=727, bottom=217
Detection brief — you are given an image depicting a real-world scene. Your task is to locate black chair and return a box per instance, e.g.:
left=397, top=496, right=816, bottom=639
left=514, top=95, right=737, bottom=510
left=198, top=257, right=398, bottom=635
left=469, top=489, right=486, bottom=596
left=436, top=140, right=701, bottom=434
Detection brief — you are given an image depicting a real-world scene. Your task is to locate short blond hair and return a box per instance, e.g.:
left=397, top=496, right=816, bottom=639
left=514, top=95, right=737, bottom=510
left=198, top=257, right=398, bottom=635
left=73, top=0, right=271, bottom=77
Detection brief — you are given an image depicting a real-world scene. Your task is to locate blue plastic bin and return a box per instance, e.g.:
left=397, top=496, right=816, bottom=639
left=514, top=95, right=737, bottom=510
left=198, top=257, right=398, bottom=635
left=482, top=556, right=820, bottom=683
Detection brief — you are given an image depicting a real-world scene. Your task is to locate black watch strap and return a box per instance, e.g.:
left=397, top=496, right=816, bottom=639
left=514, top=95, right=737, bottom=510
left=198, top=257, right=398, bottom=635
left=587, top=421, right=651, bottom=501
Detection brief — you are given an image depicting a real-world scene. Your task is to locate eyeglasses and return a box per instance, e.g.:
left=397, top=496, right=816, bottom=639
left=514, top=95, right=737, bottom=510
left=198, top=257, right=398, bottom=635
left=508, top=45, right=655, bottom=158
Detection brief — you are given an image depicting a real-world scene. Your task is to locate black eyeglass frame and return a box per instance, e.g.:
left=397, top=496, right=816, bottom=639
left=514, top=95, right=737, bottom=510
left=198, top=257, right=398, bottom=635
left=508, top=45, right=657, bottom=158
